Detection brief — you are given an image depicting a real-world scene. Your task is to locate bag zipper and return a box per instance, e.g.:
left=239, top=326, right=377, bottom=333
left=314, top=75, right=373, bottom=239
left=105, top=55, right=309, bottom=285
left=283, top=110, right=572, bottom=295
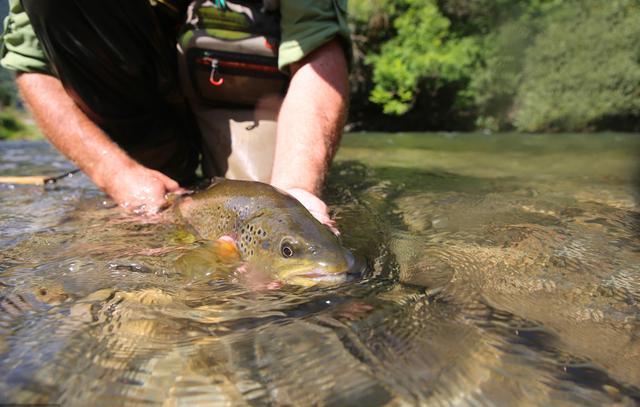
left=195, top=52, right=284, bottom=87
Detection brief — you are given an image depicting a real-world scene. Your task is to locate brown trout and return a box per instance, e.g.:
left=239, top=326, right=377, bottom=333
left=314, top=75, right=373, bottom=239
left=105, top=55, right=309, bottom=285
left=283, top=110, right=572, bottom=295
left=175, top=179, right=356, bottom=286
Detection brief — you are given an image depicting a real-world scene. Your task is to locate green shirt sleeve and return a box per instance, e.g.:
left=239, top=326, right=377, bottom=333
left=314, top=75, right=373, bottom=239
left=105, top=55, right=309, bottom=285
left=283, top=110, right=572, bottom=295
left=278, top=0, right=352, bottom=71
left=1, top=0, right=51, bottom=73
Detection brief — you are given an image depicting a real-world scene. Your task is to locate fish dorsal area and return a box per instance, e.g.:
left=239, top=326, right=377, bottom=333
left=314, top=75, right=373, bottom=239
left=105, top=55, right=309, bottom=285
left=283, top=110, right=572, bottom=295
left=177, top=179, right=314, bottom=251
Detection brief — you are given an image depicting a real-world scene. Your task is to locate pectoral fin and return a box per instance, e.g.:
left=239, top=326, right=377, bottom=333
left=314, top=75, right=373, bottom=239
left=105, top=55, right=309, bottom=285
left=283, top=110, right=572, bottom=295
left=213, top=235, right=240, bottom=262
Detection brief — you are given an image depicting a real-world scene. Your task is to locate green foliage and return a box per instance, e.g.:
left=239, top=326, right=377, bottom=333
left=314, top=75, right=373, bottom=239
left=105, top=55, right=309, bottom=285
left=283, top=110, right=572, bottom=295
left=514, top=0, right=640, bottom=131
left=469, top=19, right=538, bottom=130
left=348, top=0, right=640, bottom=131
left=439, top=0, right=552, bottom=35
left=0, top=61, right=37, bottom=139
left=365, top=0, right=479, bottom=115
left=0, top=66, right=33, bottom=140
left=348, top=0, right=390, bottom=21
left=0, top=108, right=28, bottom=140
left=0, top=67, right=19, bottom=106
left=443, top=0, right=640, bottom=131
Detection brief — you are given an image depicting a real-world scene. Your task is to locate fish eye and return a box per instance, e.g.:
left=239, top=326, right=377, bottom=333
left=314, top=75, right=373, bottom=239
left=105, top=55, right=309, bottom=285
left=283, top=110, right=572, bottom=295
left=281, top=243, right=294, bottom=258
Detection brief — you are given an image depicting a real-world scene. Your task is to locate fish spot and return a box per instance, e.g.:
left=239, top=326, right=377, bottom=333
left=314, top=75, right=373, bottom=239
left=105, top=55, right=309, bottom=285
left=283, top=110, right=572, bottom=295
left=262, top=241, right=270, bottom=249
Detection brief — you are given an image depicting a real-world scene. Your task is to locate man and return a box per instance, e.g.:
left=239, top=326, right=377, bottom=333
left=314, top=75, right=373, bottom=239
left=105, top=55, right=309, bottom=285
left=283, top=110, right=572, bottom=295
left=0, top=0, right=350, bottom=230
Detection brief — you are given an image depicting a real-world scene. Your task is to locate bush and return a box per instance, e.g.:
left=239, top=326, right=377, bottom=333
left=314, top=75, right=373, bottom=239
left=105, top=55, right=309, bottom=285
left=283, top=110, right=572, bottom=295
left=349, top=0, right=640, bottom=132
left=0, top=67, right=18, bottom=107
left=0, top=109, right=25, bottom=139
left=513, top=0, right=640, bottom=131
left=469, top=20, right=537, bottom=131
left=364, top=0, right=480, bottom=116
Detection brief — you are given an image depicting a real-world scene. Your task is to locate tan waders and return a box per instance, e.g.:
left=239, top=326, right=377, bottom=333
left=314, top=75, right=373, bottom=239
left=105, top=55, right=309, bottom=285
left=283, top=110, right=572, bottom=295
left=177, top=44, right=282, bottom=183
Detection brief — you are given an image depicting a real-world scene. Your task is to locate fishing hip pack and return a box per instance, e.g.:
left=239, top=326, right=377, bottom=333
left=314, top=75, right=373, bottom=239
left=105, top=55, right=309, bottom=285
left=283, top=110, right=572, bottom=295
left=179, top=0, right=288, bottom=106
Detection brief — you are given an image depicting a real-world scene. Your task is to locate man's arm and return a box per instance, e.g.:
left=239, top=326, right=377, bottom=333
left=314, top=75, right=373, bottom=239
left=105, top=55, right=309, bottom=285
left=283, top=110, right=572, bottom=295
left=270, top=39, right=349, bottom=230
left=16, top=72, right=183, bottom=213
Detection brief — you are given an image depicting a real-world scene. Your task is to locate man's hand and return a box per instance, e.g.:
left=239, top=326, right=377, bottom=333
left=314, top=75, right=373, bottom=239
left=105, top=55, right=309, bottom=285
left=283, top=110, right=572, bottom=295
left=16, top=73, right=185, bottom=216
left=284, top=188, right=340, bottom=235
left=99, top=164, right=185, bottom=215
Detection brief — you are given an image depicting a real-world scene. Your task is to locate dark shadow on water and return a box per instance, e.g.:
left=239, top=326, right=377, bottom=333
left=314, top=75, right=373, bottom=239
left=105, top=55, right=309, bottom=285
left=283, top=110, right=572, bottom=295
left=328, top=160, right=518, bottom=195
left=468, top=301, right=640, bottom=403
left=372, top=165, right=514, bottom=194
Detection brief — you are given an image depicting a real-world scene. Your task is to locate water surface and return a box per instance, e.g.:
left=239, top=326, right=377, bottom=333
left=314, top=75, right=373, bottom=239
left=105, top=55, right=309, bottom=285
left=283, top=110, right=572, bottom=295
left=1, top=133, right=639, bottom=405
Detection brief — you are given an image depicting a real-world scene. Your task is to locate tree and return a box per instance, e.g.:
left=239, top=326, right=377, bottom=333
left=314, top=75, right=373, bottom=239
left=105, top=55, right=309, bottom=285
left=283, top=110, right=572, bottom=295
left=514, top=0, right=640, bottom=131
left=365, top=0, right=479, bottom=116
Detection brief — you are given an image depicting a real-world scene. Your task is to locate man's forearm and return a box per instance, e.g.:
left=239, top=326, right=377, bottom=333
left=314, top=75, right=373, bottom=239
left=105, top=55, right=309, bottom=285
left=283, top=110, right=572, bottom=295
left=270, top=39, right=349, bottom=196
left=17, top=72, right=182, bottom=213
left=16, top=72, right=136, bottom=189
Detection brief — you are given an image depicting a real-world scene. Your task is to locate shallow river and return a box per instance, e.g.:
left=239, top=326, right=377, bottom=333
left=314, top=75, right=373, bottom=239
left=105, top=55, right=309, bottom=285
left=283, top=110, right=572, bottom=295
left=1, top=133, right=639, bottom=406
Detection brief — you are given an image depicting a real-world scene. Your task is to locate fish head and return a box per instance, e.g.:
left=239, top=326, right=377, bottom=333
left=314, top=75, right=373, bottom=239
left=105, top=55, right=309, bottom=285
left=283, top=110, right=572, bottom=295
left=237, top=208, right=357, bottom=287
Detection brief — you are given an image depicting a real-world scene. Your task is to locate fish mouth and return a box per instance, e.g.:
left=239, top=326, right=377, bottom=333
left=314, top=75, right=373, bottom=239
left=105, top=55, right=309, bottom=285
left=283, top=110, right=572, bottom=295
left=279, top=265, right=348, bottom=286
left=295, top=271, right=348, bottom=283
left=278, top=250, right=365, bottom=286
left=285, top=271, right=347, bottom=287
left=281, top=262, right=365, bottom=286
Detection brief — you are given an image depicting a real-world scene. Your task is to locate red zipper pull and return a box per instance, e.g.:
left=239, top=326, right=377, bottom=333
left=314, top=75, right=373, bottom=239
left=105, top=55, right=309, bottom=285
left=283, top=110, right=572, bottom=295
left=209, top=58, right=224, bottom=86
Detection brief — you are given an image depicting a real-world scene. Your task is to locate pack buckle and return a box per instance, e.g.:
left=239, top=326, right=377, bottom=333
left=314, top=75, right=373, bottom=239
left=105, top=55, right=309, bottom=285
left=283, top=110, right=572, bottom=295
left=209, top=58, right=224, bottom=86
